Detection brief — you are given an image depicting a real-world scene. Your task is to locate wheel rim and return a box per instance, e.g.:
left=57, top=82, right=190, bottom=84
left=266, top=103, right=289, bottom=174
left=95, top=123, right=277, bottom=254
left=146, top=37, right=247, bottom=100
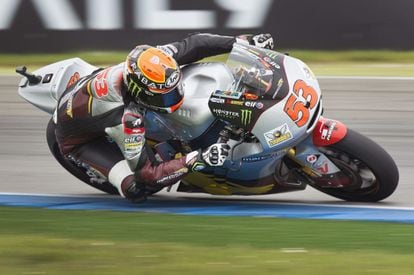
left=316, top=147, right=379, bottom=195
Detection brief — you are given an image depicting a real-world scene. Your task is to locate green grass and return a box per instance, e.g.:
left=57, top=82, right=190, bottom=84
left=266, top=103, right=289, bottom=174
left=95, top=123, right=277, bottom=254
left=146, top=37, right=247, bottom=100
left=1, top=51, right=127, bottom=67
left=3, top=50, right=414, bottom=76
left=287, top=50, right=414, bottom=63
left=1, top=206, right=414, bottom=274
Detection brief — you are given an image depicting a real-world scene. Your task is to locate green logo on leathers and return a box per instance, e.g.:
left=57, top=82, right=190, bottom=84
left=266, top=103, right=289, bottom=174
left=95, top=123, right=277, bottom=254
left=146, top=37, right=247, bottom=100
left=241, top=109, right=252, bottom=125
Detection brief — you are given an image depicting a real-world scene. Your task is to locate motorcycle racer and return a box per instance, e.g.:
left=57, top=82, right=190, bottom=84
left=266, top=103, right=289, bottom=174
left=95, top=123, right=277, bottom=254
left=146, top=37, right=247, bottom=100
left=54, top=33, right=274, bottom=203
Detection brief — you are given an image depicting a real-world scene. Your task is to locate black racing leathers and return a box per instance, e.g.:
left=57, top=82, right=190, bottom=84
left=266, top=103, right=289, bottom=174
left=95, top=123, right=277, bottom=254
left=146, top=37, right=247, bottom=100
left=55, top=33, right=239, bottom=198
left=158, top=33, right=236, bottom=65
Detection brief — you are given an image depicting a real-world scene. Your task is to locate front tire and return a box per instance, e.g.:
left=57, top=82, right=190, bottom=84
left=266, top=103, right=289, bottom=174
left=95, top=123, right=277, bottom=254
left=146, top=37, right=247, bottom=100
left=311, top=129, right=399, bottom=202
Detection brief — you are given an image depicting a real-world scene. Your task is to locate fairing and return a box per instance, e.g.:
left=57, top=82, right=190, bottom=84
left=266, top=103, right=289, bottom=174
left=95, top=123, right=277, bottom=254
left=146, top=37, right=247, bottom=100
left=18, top=58, right=98, bottom=114
left=312, top=117, right=348, bottom=146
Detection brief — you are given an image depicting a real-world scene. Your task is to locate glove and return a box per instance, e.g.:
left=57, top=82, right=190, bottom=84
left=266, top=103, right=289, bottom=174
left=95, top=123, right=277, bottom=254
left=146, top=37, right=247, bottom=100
left=202, top=143, right=230, bottom=166
left=185, top=143, right=230, bottom=171
left=185, top=151, right=207, bottom=172
left=238, top=33, right=274, bottom=50
left=251, top=33, right=274, bottom=49
left=121, top=180, right=147, bottom=203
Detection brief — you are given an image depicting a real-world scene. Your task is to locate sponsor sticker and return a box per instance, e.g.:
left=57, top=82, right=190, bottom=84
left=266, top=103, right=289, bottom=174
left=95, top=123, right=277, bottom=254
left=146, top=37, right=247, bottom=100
left=303, top=66, right=316, bottom=80
left=124, top=135, right=143, bottom=146
left=242, top=155, right=271, bottom=162
left=213, top=90, right=242, bottom=99
left=127, top=78, right=143, bottom=97
left=316, top=161, right=329, bottom=174
left=67, top=155, right=107, bottom=184
left=156, top=168, right=188, bottom=184
left=93, top=69, right=109, bottom=97
left=306, top=154, right=319, bottom=164
left=192, top=161, right=207, bottom=171
left=263, top=56, right=280, bottom=69
left=165, top=70, right=180, bottom=88
left=210, top=97, right=225, bottom=104
left=124, top=135, right=144, bottom=156
left=124, top=135, right=144, bottom=160
left=266, top=52, right=279, bottom=59
left=244, top=93, right=259, bottom=100
left=123, top=113, right=145, bottom=135
left=242, top=150, right=286, bottom=163
left=226, top=99, right=244, bottom=106
left=272, top=78, right=284, bottom=99
left=245, top=101, right=264, bottom=109
left=66, top=72, right=80, bottom=89
left=240, top=109, right=252, bottom=125
left=212, top=109, right=240, bottom=119
left=150, top=55, right=160, bottom=64
left=66, top=94, right=74, bottom=118
left=321, top=121, right=337, bottom=141
left=264, top=123, right=293, bottom=147
left=157, top=44, right=178, bottom=56
left=140, top=75, right=173, bottom=90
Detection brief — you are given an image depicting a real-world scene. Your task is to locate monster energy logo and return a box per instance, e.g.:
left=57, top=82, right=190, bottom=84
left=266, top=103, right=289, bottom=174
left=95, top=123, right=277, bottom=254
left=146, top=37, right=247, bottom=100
left=241, top=109, right=252, bottom=125
left=266, top=51, right=279, bottom=59
left=128, top=79, right=142, bottom=96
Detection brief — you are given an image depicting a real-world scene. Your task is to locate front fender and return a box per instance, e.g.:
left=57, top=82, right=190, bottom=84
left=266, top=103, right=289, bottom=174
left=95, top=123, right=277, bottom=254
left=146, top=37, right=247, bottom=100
left=312, top=117, right=347, bottom=146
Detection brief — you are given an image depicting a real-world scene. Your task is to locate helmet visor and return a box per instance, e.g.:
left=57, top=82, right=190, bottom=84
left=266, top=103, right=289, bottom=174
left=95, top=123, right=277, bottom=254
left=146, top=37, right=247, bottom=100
left=142, top=83, right=184, bottom=111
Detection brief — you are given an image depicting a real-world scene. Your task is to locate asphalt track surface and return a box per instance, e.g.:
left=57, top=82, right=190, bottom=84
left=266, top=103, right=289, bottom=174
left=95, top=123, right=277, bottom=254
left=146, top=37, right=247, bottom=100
left=0, top=75, right=413, bottom=214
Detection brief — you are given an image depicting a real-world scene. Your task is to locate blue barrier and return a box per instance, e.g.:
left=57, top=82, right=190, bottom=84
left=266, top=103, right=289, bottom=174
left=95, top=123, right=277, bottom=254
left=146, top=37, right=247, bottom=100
left=1, top=193, right=414, bottom=223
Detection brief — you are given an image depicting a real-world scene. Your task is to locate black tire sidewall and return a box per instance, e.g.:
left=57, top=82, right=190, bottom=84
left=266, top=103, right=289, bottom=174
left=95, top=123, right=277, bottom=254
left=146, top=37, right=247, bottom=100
left=312, top=129, right=399, bottom=202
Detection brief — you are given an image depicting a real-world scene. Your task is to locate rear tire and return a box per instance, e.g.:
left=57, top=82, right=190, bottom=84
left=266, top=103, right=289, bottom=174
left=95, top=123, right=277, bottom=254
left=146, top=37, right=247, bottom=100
left=311, top=129, right=399, bottom=202
left=46, top=118, right=119, bottom=195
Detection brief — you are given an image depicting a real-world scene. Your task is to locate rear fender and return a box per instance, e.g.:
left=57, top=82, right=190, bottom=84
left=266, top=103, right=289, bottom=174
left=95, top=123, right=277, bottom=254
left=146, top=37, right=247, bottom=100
left=18, top=58, right=98, bottom=114
left=312, top=117, right=347, bottom=146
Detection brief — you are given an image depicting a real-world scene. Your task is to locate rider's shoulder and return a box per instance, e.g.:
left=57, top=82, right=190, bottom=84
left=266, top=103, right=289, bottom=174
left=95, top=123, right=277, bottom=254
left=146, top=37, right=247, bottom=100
left=88, top=63, right=124, bottom=102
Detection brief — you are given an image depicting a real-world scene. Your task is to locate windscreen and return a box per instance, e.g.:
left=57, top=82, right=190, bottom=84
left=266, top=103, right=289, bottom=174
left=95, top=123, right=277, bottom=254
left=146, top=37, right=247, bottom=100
left=225, top=44, right=274, bottom=97
left=208, top=44, right=289, bottom=131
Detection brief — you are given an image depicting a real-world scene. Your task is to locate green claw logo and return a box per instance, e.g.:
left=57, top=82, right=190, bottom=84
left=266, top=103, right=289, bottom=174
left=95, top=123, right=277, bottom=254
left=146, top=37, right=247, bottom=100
left=128, top=79, right=142, bottom=96
left=241, top=109, right=252, bottom=125
left=266, top=52, right=279, bottom=59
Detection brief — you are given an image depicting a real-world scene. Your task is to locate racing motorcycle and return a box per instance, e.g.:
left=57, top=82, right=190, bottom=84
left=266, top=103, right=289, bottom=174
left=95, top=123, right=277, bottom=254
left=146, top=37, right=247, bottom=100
left=16, top=44, right=399, bottom=202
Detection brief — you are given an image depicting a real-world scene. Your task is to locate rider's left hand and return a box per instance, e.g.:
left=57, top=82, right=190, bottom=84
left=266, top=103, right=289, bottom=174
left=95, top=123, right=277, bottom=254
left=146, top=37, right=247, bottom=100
left=185, top=143, right=230, bottom=171
left=238, top=33, right=274, bottom=50
left=202, top=143, right=230, bottom=167
left=251, top=33, right=274, bottom=49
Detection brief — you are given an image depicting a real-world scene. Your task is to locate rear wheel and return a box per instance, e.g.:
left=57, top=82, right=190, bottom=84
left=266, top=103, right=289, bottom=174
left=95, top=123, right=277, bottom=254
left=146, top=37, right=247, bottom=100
left=311, top=129, right=399, bottom=202
left=46, top=118, right=119, bottom=195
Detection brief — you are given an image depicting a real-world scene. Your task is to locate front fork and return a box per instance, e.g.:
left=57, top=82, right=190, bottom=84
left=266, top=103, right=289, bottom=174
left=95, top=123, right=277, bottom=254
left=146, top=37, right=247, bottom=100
left=285, top=117, right=349, bottom=187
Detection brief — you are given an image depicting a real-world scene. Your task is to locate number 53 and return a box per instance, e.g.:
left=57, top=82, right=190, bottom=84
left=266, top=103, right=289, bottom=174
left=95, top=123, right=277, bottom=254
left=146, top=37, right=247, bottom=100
left=283, top=80, right=318, bottom=127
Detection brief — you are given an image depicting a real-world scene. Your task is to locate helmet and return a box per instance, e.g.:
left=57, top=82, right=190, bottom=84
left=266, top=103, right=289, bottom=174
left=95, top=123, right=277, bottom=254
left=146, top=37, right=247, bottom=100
left=123, top=46, right=183, bottom=113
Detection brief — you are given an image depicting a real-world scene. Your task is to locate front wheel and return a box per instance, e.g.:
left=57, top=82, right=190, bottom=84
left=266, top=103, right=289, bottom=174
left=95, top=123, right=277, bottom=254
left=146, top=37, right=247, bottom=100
left=311, top=129, right=399, bottom=202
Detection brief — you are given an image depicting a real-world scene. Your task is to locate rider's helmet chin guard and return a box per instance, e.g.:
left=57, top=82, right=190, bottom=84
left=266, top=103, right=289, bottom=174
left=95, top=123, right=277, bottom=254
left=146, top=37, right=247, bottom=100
left=123, top=45, right=184, bottom=113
